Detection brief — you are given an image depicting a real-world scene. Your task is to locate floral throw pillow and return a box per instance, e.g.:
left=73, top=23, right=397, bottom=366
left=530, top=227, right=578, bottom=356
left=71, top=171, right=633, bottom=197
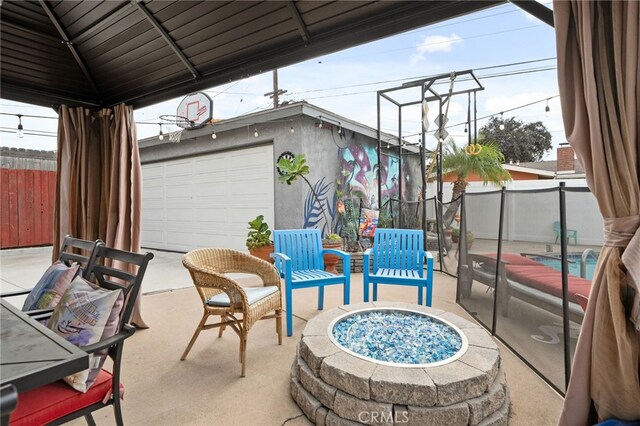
left=22, top=261, right=80, bottom=311
left=48, top=276, right=123, bottom=393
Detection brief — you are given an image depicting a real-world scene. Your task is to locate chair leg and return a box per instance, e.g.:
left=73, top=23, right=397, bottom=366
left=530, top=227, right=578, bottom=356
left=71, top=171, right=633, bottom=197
left=112, top=394, right=124, bottom=426
left=276, top=309, right=282, bottom=345
left=286, top=286, right=293, bottom=337
left=85, top=414, right=97, bottom=426
left=218, top=315, right=227, bottom=337
left=363, top=280, right=369, bottom=302
left=317, top=286, right=324, bottom=310
left=426, top=281, right=433, bottom=307
left=344, top=269, right=350, bottom=305
left=240, top=333, right=248, bottom=377
left=417, top=285, right=423, bottom=305
left=373, top=283, right=378, bottom=301
left=181, top=312, right=210, bottom=360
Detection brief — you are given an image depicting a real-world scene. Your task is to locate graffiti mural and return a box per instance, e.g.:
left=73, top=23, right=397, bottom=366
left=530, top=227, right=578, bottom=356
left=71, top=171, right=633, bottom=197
left=340, top=144, right=400, bottom=208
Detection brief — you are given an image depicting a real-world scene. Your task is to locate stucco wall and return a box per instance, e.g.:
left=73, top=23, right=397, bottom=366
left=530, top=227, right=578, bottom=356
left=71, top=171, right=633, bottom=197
left=139, top=113, right=422, bottom=237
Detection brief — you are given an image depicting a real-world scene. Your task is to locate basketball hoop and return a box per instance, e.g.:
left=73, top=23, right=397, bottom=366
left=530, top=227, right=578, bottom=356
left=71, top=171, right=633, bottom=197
left=160, top=114, right=193, bottom=129
left=159, top=114, right=193, bottom=143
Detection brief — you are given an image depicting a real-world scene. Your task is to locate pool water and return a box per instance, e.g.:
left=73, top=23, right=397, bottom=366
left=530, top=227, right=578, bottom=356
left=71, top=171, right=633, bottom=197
left=331, top=309, right=465, bottom=366
left=530, top=254, right=597, bottom=280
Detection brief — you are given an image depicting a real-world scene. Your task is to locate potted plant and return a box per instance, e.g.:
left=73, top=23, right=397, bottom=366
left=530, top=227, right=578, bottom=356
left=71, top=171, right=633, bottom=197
left=277, top=154, right=344, bottom=273
left=246, top=215, right=274, bottom=263
left=452, top=228, right=474, bottom=249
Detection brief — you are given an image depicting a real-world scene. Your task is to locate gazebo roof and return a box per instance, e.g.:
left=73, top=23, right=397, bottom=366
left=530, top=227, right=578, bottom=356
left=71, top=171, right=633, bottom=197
left=1, top=0, right=503, bottom=110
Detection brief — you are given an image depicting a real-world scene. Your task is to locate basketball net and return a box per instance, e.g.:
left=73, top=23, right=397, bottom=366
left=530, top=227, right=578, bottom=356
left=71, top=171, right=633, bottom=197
left=168, top=129, right=184, bottom=143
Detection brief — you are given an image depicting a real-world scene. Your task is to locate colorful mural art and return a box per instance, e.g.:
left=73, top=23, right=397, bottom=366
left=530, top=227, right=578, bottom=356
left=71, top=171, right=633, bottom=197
left=300, top=139, right=417, bottom=242
left=341, top=144, right=400, bottom=208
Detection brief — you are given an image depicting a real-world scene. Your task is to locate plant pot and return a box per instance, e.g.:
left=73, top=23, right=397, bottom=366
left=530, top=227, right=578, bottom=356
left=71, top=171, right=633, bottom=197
left=322, top=240, right=343, bottom=275
left=451, top=233, right=459, bottom=243
left=249, top=244, right=274, bottom=263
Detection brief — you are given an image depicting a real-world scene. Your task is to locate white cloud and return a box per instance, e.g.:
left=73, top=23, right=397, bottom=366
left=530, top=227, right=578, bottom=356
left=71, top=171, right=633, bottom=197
left=410, top=33, right=462, bottom=64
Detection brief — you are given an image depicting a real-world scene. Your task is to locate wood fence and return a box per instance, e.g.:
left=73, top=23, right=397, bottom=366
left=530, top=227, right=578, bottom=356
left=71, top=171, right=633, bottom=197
left=1, top=168, right=56, bottom=248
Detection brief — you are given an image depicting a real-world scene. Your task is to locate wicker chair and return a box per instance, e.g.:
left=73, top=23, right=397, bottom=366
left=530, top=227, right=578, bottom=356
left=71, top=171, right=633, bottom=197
left=181, top=248, right=283, bottom=376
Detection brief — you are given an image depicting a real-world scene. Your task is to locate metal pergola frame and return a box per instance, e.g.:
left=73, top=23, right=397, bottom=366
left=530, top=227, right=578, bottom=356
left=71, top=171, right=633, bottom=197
left=376, top=70, right=484, bottom=260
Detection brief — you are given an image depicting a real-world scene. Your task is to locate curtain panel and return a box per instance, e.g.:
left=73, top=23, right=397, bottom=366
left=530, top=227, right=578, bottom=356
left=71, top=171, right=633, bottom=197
left=555, top=1, right=639, bottom=424
left=54, top=104, right=146, bottom=328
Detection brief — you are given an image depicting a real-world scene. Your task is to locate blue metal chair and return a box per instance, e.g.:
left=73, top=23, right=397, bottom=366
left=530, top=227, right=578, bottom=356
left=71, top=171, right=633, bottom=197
left=363, top=229, right=434, bottom=306
left=271, top=229, right=350, bottom=336
left=553, top=221, right=578, bottom=245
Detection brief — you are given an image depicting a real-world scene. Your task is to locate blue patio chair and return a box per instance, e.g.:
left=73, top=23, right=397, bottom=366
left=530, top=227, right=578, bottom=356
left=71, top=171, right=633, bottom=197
left=553, top=221, right=578, bottom=245
left=363, top=229, right=434, bottom=306
left=272, top=229, right=350, bottom=336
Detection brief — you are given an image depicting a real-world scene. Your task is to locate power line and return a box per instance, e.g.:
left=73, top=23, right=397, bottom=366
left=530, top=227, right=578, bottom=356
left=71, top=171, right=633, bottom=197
left=299, top=66, right=557, bottom=100
left=0, top=112, right=58, bottom=120
left=285, top=57, right=556, bottom=97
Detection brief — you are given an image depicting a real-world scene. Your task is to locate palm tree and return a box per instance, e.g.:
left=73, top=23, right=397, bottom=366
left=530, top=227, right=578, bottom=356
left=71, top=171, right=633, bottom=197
left=441, top=138, right=512, bottom=227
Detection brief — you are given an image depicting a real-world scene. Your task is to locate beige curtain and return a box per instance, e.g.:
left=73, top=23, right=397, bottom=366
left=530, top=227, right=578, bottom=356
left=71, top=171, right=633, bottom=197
left=555, top=1, right=639, bottom=424
left=54, top=104, right=147, bottom=328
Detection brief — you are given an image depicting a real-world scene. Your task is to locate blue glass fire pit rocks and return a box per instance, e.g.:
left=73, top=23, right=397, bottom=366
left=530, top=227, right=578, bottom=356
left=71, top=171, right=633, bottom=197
left=330, top=308, right=466, bottom=367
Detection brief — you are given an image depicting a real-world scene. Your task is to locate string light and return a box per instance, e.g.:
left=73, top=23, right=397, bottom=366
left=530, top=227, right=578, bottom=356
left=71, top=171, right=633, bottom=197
left=211, top=129, right=217, bottom=139
left=499, top=112, right=505, bottom=130
left=290, top=126, right=294, bottom=133
left=17, top=114, right=24, bottom=139
left=158, top=124, right=164, bottom=141
left=254, top=126, right=259, bottom=137
left=545, top=98, right=550, bottom=115
left=318, top=119, right=323, bottom=128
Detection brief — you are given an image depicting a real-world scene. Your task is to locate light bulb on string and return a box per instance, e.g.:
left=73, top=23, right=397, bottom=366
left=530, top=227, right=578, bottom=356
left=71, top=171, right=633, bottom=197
left=158, top=124, right=164, bottom=141
left=499, top=112, right=505, bottom=131
left=254, top=126, right=259, bottom=137
left=290, top=126, right=294, bottom=134
left=211, top=129, right=217, bottom=140
left=17, top=115, right=24, bottom=139
left=545, top=99, right=550, bottom=116
left=318, top=119, right=323, bottom=129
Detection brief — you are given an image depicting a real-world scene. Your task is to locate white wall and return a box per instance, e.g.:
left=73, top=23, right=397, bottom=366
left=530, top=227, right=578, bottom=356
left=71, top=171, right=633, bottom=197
left=428, top=179, right=604, bottom=246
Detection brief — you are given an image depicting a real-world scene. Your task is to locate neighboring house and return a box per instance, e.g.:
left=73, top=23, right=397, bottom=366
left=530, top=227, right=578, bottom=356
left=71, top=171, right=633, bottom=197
left=443, top=143, right=585, bottom=182
left=138, top=101, right=422, bottom=252
left=0, top=147, right=57, bottom=248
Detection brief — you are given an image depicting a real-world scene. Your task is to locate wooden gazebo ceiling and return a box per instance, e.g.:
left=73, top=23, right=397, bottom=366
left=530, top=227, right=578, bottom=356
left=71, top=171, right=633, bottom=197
left=1, top=1, right=510, bottom=110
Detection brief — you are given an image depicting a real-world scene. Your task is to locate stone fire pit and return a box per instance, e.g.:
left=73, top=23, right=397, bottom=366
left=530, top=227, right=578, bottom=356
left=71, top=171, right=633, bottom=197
left=290, top=302, right=509, bottom=425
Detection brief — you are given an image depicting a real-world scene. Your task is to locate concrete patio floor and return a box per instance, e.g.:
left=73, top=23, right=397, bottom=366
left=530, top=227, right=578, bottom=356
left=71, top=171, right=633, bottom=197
left=0, top=247, right=564, bottom=425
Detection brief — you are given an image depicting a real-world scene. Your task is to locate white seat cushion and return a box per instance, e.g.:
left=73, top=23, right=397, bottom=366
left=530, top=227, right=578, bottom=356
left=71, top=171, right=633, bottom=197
left=205, top=286, right=279, bottom=307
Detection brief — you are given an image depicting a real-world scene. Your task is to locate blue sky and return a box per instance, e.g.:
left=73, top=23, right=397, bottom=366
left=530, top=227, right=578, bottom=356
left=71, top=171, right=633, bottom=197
left=0, top=2, right=563, bottom=159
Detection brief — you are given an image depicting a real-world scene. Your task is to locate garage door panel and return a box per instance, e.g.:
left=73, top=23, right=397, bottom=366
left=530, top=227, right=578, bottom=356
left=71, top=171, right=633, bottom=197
left=194, top=185, right=227, bottom=198
left=142, top=144, right=274, bottom=251
left=194, top=208, right=228, bottom=222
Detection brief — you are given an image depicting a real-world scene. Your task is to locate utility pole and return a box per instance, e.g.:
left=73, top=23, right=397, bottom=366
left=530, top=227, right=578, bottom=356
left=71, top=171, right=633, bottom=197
left=264, top=69, right=287, bottom=108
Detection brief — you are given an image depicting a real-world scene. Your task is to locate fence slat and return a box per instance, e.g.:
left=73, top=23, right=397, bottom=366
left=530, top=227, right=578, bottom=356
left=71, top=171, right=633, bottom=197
left=1, top=169, right=55, bottom=248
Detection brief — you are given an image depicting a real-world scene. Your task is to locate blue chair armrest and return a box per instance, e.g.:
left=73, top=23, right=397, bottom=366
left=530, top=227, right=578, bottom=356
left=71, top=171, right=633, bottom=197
left=270, top=252, right=292, bottom=279
left=270, top=252, right=291, bottom=262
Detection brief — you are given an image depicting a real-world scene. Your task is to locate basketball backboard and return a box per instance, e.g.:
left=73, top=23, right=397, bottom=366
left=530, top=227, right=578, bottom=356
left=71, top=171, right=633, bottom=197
left=176, top=92, right=213, bottom=129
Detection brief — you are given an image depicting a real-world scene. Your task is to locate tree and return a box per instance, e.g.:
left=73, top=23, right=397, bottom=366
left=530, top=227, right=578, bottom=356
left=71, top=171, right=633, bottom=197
left=479, top=116, right=552, bottom=162
left=441, top=138, right=512, bottom=227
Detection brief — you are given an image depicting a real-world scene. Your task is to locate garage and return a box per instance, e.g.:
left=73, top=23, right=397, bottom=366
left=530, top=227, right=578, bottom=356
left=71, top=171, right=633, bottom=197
left=141, top=144, right=275, bottom=252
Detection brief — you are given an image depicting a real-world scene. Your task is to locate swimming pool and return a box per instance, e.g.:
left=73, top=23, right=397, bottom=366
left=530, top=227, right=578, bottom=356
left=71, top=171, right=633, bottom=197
left=529, top=253, right=598, bottom=280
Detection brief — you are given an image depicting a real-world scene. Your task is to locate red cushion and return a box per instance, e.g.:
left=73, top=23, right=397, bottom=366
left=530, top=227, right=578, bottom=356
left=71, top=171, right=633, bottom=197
left=10, top=370, right=123, bottom=426
left=506, top=264, right=591, bottom=311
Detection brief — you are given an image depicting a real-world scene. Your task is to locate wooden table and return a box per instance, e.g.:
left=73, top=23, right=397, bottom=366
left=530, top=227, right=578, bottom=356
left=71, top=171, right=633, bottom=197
left=0, top=299, right=89, bottom=394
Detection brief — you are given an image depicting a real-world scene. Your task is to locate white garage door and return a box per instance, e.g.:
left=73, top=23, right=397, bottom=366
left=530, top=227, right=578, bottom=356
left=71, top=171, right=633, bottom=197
left=141, top=145, right=274, bottom=252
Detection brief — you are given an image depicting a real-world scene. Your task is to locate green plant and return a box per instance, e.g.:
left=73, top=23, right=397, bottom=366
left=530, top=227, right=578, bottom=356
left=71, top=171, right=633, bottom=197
left=441, top=138, right=512, bottom=228
left=246, top=215, right=272, bottom=249
left=277, top=154, right=339, bottom=239
left=325, top=233, right=341, bottom=241
left=451, top=228, right=473, bottom=243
